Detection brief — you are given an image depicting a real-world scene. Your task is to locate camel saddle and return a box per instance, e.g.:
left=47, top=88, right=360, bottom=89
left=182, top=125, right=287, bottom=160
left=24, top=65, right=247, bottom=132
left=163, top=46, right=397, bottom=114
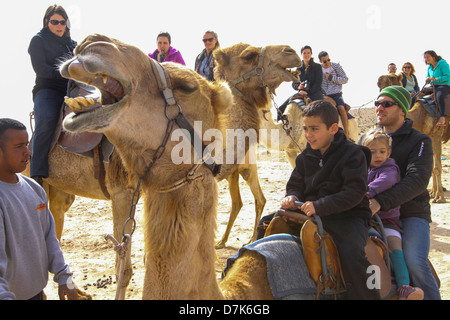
left=263, top=209, right=392, bottom=299
left=416, top=87, right=450, bottom=119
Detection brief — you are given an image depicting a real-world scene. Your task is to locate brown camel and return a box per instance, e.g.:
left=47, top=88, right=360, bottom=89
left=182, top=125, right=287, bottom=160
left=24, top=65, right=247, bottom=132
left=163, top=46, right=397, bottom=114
left=59, top=34, right=286, bottom=299
left=212, top=43, right=301, bottom=247
left=377, top=74, right=449, bottom=203
left=259, top=100, right=359, bottom=167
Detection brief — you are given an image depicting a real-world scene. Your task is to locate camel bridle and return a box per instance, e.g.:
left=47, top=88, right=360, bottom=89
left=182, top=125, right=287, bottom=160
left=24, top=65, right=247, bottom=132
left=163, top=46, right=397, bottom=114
left=228, top=47, right=267, bottom=103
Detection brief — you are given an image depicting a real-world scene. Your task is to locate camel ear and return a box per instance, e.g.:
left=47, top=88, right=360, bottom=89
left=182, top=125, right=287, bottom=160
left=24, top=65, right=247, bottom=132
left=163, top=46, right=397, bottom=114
left=239, top=46, right=259, bottom=62
left=214, top=49, right=229, bottom=67
left=397, top=73, right=403, bottom=82
left=210, top=81, right=233, bottom=114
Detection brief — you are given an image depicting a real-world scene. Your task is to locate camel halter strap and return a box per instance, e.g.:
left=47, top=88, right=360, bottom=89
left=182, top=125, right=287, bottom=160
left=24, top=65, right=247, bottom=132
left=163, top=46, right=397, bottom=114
left=228, top=47, right=266, bottom=102
left=150, top=59, right=221, bottom=177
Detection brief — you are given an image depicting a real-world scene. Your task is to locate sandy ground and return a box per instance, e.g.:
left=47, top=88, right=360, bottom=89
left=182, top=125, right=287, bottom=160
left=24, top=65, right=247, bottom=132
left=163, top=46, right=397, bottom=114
left=44, top=107, right=449, bottom=300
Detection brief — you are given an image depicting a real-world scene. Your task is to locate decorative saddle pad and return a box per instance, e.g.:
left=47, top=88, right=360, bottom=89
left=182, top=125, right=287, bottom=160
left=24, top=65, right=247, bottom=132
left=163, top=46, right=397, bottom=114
left=224, top=234, right=316, bottom=300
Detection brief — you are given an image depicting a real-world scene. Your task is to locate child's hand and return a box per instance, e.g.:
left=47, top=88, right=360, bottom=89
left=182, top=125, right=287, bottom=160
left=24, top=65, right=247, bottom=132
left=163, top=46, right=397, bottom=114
left=281, top=196, right=296, bottom=209
left=369, top=199, right=381, bottom=215
left=300, top=201, right=316, bottom=216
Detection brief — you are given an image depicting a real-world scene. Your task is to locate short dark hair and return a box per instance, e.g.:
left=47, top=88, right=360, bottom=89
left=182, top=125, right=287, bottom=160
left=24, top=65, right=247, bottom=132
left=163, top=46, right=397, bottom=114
left=318, top=51, right=328, bottom=60
left=157, top=31, right=171, bottom=44
left=302, top=100, right=339, bottom=128
left=301, top=45, right=312, bottom=54
left=0, top=118, right=27, bottom=149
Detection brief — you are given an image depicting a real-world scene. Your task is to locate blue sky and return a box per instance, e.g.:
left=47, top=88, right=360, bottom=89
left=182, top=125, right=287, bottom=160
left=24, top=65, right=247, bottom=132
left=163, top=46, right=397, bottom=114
left=1, top=0, right=448, bottom=131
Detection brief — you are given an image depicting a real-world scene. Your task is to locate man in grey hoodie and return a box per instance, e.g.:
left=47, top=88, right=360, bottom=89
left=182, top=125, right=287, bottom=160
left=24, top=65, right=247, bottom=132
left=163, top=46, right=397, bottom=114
left=0, top=118, right=78, bottom=300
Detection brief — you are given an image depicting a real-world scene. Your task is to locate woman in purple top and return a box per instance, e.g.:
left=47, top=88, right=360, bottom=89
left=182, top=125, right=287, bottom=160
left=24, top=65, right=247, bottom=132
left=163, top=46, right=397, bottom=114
left=362, top=129, right=424, bottom=300
left=148, top=32, right=185, bottom=65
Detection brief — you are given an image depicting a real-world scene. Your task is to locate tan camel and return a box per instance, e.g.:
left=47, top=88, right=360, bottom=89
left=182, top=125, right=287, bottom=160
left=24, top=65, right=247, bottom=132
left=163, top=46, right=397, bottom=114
left=23, top=144, right=135, bottom=299
left=212, top=43, right=301, bottom=248
left=59, top=34, right=286, bottom=299
left=378, top=74, right=449, bottom=203
left=259, top=100, right=359, bottom=167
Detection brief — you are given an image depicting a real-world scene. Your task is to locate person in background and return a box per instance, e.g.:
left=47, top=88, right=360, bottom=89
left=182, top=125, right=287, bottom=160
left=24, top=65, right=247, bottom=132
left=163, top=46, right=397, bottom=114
left=194, top=31, right=220, bottom=81
left=361, top=86, right=441, bottom=300
left=424, top=50, right=450, bottom=126
left=292, top=45, right=323, bottom=102
left=277, top=45, right=323, bottom=117
left=28, top=4, right=77, bottom=186
left=0, top=118, right=78, bottom=300
left=318, top=51, right=350, bottom=139
left=149, top=31, right=186, bottom=65
left=388, top=63, right=397, bottom=74
left=401, top=62, right=420, bottom=96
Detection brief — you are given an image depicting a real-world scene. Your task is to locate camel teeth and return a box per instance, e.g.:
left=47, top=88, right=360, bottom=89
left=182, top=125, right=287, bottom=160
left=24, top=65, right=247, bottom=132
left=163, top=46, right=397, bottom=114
left=65, top=97, right=82, bottom=111
left=98, top=98, right=103, bottom=105
left=75, top=97, right=90, bottom=108
left=102, top=75, right=108, bottom=84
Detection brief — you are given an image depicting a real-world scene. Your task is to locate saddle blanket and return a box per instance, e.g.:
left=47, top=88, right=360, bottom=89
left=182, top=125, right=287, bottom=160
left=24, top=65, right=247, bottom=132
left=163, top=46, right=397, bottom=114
left=224, top=234, right=316, bottom=300
left=418, top=96, right=437, bottom=117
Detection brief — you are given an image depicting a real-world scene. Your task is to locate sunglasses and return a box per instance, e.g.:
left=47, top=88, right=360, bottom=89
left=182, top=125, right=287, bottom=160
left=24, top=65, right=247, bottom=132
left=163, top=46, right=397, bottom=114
left=374, top=100, right=398, bottom=108
left=403, top=66, right=411, bottom=69
left=49, top=20, right=67, bottom=26
left=321, top=59, right=331, bottom=63
left=202, top=38, right=215, bottom=43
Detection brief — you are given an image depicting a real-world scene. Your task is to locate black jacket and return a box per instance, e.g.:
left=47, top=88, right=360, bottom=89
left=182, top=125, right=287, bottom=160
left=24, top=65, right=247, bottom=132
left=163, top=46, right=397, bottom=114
left=372, top=119, right=433, bottom=221
left=292, top=59, right=323, bottom=98
left=28, top=28, right=77, bottom=98
left=286, top=129, right=372, bottom=220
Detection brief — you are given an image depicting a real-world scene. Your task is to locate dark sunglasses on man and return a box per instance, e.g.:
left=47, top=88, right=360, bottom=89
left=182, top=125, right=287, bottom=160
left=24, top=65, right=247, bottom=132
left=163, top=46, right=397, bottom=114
left=49, top=20, right=66, bottom=26
left=202, top=38, right=215, bottom=43
left=374, top=100, right=398, bottom=108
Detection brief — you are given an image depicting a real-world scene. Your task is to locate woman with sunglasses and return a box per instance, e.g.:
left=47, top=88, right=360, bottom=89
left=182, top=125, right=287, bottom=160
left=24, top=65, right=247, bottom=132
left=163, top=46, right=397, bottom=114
left=194, top=31, right=220, bottom=81
left=401, top=62, right=420, bottom=96
left=27, top=5, right=77, bottom=185
left=424, top=50, right=450, bottom=126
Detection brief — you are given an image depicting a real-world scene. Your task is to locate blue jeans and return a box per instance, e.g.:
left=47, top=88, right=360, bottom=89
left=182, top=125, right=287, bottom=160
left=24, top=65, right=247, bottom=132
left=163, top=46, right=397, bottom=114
left=402, top=217, right=441, bottom=300
left=31, top=89, right=64, bottom=178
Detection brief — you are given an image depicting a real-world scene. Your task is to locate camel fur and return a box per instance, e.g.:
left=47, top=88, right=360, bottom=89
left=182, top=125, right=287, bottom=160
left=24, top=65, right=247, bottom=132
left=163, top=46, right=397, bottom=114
left=59, top=34, right=287, bottom=299
left=377, top=74, right=449, bottom=203
left=212, top=43, right=301, bottom=247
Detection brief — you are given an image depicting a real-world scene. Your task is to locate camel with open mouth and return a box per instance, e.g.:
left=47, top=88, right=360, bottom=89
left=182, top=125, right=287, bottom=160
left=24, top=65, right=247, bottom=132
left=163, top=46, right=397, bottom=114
left=60, top=34, right=306, bottom=299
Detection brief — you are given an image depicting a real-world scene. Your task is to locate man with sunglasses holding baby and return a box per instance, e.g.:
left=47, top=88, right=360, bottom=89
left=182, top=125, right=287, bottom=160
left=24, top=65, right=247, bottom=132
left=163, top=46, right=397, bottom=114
left=359, top=86, right=441, bottom=300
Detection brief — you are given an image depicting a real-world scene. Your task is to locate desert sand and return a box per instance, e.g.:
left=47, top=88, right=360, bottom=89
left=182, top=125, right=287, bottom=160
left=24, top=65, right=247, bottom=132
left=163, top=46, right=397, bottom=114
left=44, top=107, right=449, bottom=300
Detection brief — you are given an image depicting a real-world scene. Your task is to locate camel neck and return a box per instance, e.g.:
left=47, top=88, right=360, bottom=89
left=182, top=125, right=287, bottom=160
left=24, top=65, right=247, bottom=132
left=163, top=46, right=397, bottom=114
left=142, top=178, right=224, bottom=299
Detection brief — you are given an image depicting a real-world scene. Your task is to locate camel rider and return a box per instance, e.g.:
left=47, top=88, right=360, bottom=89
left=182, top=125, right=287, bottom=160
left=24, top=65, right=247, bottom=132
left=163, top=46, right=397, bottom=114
left=361, top=86, right=441, bottom=299
left=149, top=32, right=186, bottom=66
left=28, top=5, right=77, bottom=186
left=424, top=50, right=450, bottom=126
left=318, top=51, right=350, bottom=139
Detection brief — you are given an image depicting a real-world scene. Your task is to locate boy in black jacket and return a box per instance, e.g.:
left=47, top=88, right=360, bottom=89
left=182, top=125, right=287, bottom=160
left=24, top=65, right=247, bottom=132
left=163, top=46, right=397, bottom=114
left=282, top=100, right=380, bottom=300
